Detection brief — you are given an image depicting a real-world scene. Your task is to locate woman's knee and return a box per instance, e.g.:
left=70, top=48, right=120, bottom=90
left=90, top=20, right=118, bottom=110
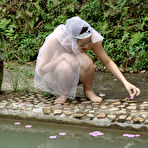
left=81, top=53, right=94, bottom=71
left=55, top=61, right=72, bottom=76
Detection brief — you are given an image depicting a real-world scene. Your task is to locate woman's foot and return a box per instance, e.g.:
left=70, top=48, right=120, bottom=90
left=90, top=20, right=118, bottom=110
left=54, top=96, right=67, bottom=104
left=85, top=90, right=102, bottom=103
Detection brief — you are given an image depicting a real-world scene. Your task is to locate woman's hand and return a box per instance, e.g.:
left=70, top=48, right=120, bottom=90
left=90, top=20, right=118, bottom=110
left=123, top=81, right=140, bottom=98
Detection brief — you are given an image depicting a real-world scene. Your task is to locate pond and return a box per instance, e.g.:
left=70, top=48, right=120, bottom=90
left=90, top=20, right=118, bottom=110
left=0, top=119, right=147, bottom=148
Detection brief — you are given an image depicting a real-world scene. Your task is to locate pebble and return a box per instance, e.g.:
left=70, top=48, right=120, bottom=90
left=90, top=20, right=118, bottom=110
left=86, top=105, right=92, bottom=109
left=107, top=115, right=116, bottom=121
left=97, top=113, right=106, bottom=118
left=117, top=110, right=127, bottom=114
left=109, top=107, right=119, bottom=111
left=89, top=110, right=95, bottom=114
left=126, top=116, right=132, bottom=121
left=127, top=106, right=137, bottom=110
left=118, top=115, right=127, bottom=120
left=26, top=106, right=33, bottom=111
left=81, top=101, right=91, bottom=105
left=54, top=110, right=62, bottom=115
left=0, top=103, right=7, bottom=109
left=33, top=108, right=42, bottom=113
left=43, top=107, right=51, bottom=114
left=112, top=101, right=121, bottom=105
left=71, top=101, right=78, bottom=104
left=133, top=117, right=144, bottom=123
left=74, top=113, right=85, bottom=118
left=100, top=105, right=107, bottom=109
left=87, top=114, right=94, bottom=119
left=145, top=119, right=148, bottom=124
left=140, top=104, right=148, bottom=107
left=64, top=111, right=73, bottom=116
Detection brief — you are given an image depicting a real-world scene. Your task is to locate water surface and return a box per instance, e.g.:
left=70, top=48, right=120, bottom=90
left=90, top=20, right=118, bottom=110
left=0, top=119, right=147, bottom=148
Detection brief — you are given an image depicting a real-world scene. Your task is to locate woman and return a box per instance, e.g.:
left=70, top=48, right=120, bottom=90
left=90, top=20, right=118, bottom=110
left=34, top=16, right=140, bottom=104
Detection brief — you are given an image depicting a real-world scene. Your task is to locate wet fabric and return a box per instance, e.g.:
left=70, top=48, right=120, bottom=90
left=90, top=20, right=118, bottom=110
left=34, top=16, right=104, bottom=99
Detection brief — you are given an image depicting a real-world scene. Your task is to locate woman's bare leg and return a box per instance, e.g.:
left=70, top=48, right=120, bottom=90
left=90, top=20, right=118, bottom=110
left=79, top=53, right=102, bottom=103
left=54, top=61, right=74, bottom=104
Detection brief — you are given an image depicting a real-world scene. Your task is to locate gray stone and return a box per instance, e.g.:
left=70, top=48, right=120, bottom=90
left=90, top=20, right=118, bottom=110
left=127, top=106, right=137, bottom=110
left=133, top=117, right=144, bottom=123
left=25, top=107, right=33, bottom=111
left=86, top=105, right=92, bottom=109
left=54, top=110, right=62, bottom=115
left=64, top=111, right=73, bottom=116
left=81, top=101, right=91, bottom=105
left=112, top=101, right=121, bottom=105
left=87, top=114, right=94, bottom=118
left=74, top=113, right=85, bottom=118
left=109, top=107, right=119, bottom=111
left=100, top=105, right=107, bottom=109
left=43, top=107, right=51, bottom=114
left=118, top=105, right=125, bottom=108
left=89, top=110, right=95, bottom=114
left=140, top=104, right=148, bottom=107
left=129, top=103, right=137, bottom=106
left=74, top=108, right=80, bottom=113
left=117, top=110, right=127, bottom=114
left=145, top=119, right=148, bottom=124
left=33, top=108, right=42, bottom=113
left=126, top=116, right=132, bottom=121
left=139, top=111, right=148, bottom=115
left=118, top=115, right=127, bottom=120
left=71, top=101, right=78, bottom=104
left=0, top=103, right=7, bottom=109
left=37, top=102, right=45, bottom=107
left=97, top=113, right=106, bottom=118
left=84, top=109, right=91, bottom=113
left=107, top=115, right=116, bottom=121
left=143, top=101, right=148, bottom=104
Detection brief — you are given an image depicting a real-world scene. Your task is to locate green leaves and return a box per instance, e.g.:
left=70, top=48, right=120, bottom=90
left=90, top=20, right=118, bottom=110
left=0, top=0, right=147, bottom=72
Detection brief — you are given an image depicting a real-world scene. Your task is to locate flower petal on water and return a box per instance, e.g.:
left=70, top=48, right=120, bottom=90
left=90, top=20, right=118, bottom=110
left=49, top=136, right=56, bottom=139
left=59, top=132, right=67, bottom=136
left=14, top=122, right=21, bottom=125
left=25, top=125, right=32, bottom=128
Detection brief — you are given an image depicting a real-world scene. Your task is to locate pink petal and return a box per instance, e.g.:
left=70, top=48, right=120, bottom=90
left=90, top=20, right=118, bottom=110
left=129, top=96, right=134, bottom=100
left=135, top=134, right=140, bottom=137
left=14, top=122, right=21, bottom=125
left=49, top=136, right=56, bottom=139
left=59, top=132, right=67, bottom=136
left=25, top=125, right=32, bottom=128
left=127, top=134, right=135, bottom=138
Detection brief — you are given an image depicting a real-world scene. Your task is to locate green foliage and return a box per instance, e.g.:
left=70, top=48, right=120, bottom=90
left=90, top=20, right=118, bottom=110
left=0, top=0, right=147, bottom=72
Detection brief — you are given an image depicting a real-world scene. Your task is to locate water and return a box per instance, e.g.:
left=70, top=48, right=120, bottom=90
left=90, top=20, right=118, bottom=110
left=0, top=119, right=147, bottom=148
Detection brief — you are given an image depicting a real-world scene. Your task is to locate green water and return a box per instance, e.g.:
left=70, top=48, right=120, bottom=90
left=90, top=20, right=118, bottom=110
left=0, top=119, right=147, bottom=148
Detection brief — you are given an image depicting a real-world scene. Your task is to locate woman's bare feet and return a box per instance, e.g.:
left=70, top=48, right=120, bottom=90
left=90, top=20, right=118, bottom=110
left=54, top=96, right=67, bottom=104
left=85, top=90, right=102, bottom=103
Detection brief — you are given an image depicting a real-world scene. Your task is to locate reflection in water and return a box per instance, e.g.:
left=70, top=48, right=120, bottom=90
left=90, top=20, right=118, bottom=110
left=124, top=141, right=135, bottom=148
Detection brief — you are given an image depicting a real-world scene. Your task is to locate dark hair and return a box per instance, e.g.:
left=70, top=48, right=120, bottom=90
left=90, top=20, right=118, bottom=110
left=79, top=27, right=88, bottom=34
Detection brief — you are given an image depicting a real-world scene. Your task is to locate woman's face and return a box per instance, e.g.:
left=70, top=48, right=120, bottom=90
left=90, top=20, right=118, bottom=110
left=77, top=36, right=91, bottom=53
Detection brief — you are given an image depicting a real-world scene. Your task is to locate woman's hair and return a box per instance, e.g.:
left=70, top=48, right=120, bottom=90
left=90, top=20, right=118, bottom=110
left=79, top=27, right=88, bottom=34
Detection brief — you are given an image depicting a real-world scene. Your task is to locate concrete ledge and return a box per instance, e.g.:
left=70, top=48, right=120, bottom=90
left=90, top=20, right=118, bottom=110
left=0, top=92, right=148, bottom=132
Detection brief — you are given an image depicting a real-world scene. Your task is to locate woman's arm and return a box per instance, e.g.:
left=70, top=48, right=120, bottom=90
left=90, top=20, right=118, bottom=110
left=92, top=41, right=140, bottom=97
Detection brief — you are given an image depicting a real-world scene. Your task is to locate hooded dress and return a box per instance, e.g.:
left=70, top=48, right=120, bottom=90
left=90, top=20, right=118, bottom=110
left=34, top=16, right=104, bottom=99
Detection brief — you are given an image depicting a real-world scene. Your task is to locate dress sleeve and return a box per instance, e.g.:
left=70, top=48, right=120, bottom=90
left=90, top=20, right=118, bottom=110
left=91, top=28, right=104, bottom=43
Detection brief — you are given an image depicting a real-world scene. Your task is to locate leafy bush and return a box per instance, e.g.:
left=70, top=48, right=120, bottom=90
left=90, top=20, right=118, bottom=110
left=0, top=0, right=147, bottom=72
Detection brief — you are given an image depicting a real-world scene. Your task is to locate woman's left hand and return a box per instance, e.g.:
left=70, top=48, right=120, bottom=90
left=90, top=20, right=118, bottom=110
left=124, top=81, right=140, bottom=98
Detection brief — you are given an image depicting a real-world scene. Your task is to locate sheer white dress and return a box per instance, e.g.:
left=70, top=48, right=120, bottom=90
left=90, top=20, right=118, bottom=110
left=34, top=16, right=103, bottom=99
